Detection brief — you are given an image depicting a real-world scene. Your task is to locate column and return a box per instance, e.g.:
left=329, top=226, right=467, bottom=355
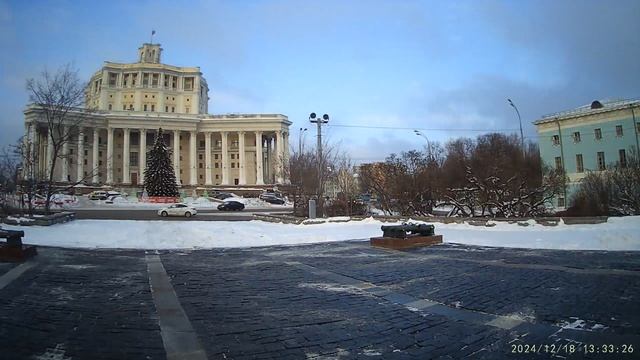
left=221, top=131, right=229, bottom=185
left=60, top=125, right=71, bottom=182
left=106, top=127, right=114, bottom=184
left=238, top=131, right=246, bottom=185
left=275, top=131, right=284, bottom=184
left=139, top=129, right=146, bottom=185
left=24, top=124, right=34, bottom=180
left=92, top=128, right=100, bottom=183
left=173, top=130, right=181, bottom=185
left=77, top=127, right=84, bottom=182
left=123, top=128, right=131, bottom=184
left=204, top=132, right=212, bottom=185
left=255, top=131, right=264, bottom=185
left=283, top=131, right=290, bottom=183
left=264, top=137, right=271, bottom=183
left=189, top=131, right=197, bottom=185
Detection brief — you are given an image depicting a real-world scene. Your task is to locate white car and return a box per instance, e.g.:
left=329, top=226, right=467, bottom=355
left=157, top=203, right=197, bottom=218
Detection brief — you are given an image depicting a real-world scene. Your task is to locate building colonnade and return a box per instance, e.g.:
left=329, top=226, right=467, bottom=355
left=26, top=121, right=290, bottom=187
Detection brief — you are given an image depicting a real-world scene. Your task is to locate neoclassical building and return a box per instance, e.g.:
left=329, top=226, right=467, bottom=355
left=24, top=43, right=291, bottom=189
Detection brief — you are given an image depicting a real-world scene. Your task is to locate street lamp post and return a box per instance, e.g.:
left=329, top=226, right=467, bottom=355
left=508, top=98, right=525, bottom=157
left=298, top=127, right=308, bottom=154
left=414, top=130, right=432, bottom=161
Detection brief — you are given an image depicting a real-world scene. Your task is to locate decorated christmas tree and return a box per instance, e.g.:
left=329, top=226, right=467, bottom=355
left=143, top=128, right=179, bottom=197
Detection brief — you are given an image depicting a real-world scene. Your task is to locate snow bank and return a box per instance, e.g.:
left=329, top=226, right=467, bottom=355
left=3, top=216, right=639, bottom=251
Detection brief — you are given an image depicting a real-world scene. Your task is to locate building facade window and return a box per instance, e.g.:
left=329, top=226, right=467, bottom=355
left=198, top=154, right=203, bottom=160
left=619, top=149, right=627, bottom=167
left=555, top=156, right=562, bottom=170
left=552, top=135, right=560, bottom=145
left=130, top=152, right=138, bottom=166
left=597, top=151, right=606, bottom=170
left=199, top=163, right=203, bottom=169
left=557, top=197, right=565, bottom=208
left=151, top=104, right=155, bottom=111
left=576, top=154, right=584, bottom=173
left=572, top=132, right=581, bottom=143
left=616, top=125, right=623, bottom=137
left=231, top=163, right=235, bottom=168
left=215, top=163, right=219, bottom=168
left=143, top=104, right=148, bottom=111
left=594, top=128, right=602, bottom=140
left=199, top=140, right=205, bottom=149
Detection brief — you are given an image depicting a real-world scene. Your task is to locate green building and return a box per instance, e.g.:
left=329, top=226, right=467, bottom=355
left=533, top=99, right=640, bottom=208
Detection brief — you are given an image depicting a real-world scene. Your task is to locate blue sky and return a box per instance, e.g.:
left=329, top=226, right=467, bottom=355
left=1, top=0, right=638, bottom=162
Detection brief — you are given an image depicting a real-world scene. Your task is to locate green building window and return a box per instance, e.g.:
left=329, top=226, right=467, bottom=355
left=594, top=128, right=602, bottom=140
left=552, top=135, right=560, bottom=145
left=572, top=132, right=581, bottom=143
left=619, top=149, right=627, bottom=168
left=616, top=125, right=623, bottom=137
left=597, top=152, right=606, bottom=171
left=576, top=154, right=584, bottom=173
left=555, top=156, right=563, bottom=170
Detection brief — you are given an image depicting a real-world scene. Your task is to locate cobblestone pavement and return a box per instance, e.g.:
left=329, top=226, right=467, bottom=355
left=0, top=242, right=639, bottom=359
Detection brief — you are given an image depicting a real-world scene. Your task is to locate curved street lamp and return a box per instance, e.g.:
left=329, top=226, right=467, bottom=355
left=298, top=127, right=308, bottom=153
left=414, top=129, right=433, bottom=161
left=508, top=98, right=525, bottom=157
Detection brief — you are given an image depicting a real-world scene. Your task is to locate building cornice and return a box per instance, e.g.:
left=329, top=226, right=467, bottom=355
left=534, top=99, right=640, bottom=126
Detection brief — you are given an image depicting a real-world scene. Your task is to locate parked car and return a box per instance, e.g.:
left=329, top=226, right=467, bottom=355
left=157, top=203, right=197, bottom=218
left=107, top=191, right=127, bottom=197
left=213, top=192, right=234, bottom=200
left=217, top=201, right=245, bottom=211
left=88, top=191, right=109, bottom=200
left=262, top=195, right=285, bottom=205
left=260, top=191, right=283, bottom=200
left=105, top=195, right=126, bottom=204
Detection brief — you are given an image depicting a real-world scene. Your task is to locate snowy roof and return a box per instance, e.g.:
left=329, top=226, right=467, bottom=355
left=534, top=98, right=640, bottom=125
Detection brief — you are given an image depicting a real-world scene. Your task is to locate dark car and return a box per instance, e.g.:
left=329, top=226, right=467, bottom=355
left=262, top=196, right=285, bottom=205
left=217, top=201, right=245, bottom=211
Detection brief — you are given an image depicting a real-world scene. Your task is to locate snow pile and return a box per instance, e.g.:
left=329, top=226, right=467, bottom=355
left=3, top=216, right=639, bottom=250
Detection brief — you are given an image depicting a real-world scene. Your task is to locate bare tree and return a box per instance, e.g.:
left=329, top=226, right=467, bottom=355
left=0, top=145, right=21, bottom=214
left=26, top=64, right=95, bottom=213
left=569, top=147, right=640, bottom=216
left=288, top=139, right=341, bottom=217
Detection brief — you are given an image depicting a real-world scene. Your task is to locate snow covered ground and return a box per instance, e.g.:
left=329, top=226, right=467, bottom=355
left=3, top=216, right=639, bottom=251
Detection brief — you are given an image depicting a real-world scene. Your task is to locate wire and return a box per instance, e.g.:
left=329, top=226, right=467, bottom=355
left=327, top=123, right=520, bottom=132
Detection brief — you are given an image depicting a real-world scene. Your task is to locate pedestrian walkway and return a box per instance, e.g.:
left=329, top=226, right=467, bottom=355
left=0, top=242, right=638, bottom=359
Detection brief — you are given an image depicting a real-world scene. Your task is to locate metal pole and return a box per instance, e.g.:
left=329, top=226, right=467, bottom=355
left=508, top=99, right=525, bottom=157
left=556, top=117, right=567, bottom=206
left=631, top=105, right=639, bottom=155
left=299, top=128, right=303, bottom=154
left=317, top=120, right=322, bottom=189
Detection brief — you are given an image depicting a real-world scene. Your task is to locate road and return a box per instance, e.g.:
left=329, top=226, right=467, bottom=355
left=74, top=208, right=292, bottom=221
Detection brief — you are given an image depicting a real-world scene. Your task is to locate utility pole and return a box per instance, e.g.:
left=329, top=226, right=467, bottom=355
left=508, top=98, right=525, bottom=157
left=310, top=113, right=329, bottom=172
left=310, top=113, right=329, bottom=215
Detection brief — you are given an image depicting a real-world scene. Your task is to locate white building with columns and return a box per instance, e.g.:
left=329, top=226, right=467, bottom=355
left=23, top=43, right=291, bottom=189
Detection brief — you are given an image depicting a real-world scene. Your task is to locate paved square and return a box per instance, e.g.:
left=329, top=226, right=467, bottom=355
left=0, top=241, right=638, bottom=359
